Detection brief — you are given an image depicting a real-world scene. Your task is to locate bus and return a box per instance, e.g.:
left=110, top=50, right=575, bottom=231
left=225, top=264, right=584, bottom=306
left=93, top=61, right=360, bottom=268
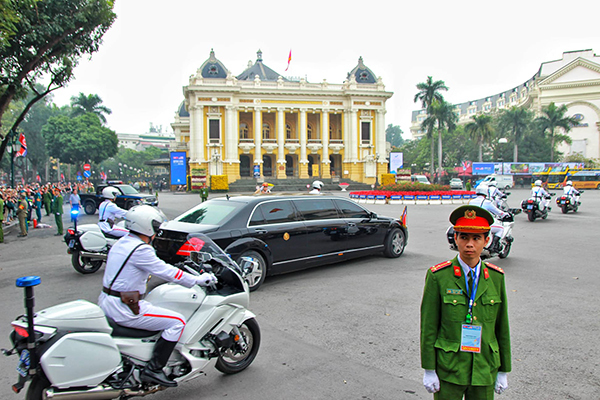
left=569, top=170, right=600, bottom=189
left=532, top=167, right=551, bottom=187
left=546, top=166, right=585, bottom=189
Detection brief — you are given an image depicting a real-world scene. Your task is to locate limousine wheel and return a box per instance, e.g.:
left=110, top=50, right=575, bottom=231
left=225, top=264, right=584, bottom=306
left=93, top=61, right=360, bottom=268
left=237, top=250, right=266, bottom=292
left=383, top=228, right=405, bottom=258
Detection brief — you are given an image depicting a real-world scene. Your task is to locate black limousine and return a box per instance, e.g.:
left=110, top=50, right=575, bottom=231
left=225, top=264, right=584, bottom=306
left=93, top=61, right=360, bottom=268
left=153, top=195, right=407, bottom=291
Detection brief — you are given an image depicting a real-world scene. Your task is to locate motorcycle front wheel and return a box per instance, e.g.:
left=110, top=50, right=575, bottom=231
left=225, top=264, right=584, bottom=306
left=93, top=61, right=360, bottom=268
left=71, top=252, right=104, bottom=274
left=498, top=241, right=511, bottom=259
left=561, top=205, right=568, bottom=214
left=527, top=212, right=536, bottom=222
left=215, top=318, right=261, bottom=375
left=25, top=375, right=50, bottom=400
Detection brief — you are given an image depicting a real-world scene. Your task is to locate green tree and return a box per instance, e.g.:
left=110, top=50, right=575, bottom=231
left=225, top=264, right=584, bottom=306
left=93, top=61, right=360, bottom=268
left=497, top=107, right=532, bottom=162
left=425, top=100, right=457, bottom=182
left=536, top=102, right=579, bottom=161
left=414, top=76, right=448, bottom=176
left=0, top=0, right=116, bottom=162
left=42, top=113, right=118, bottom=166
left=70, top=92, right=112, bottom=124
left=465, top=114, right=494, bottom=162
left=385, top=124, right=404, bottom=148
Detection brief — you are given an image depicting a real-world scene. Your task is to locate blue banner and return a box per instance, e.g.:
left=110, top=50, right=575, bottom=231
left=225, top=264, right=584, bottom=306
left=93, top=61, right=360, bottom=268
left=170, top=152, right=187, bottom=185
left=389, top=152, right=403, bottom=173
left=472, top=162, right=494, bottom=175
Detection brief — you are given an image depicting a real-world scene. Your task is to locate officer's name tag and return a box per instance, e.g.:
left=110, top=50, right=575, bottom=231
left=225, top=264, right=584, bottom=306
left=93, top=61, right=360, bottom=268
left=461, top=324, right=482, bottom=353
left=447, top=289, right=463, bottom=295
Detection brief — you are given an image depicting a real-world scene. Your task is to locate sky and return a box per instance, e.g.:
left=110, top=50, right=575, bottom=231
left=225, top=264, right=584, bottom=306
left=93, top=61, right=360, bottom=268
left=49, top=0, right=600, bottom=139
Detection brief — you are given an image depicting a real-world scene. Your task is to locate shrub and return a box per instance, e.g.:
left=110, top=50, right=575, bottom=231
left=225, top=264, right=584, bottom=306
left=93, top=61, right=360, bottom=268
left=380, top=174, right=396, bottom=187
left=210, top=175, right=229, bottom=191
left=380, top=182, right=450, bottom=192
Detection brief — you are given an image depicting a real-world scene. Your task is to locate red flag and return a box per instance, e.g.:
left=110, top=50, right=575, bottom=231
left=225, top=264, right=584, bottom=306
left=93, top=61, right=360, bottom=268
left=36, top=175, right=41, bottom=182
left=15, top=132, right=27, bottom=157
left=400, top=206, right=407, bottom=227
left=285, top=49, right=292, bottom=71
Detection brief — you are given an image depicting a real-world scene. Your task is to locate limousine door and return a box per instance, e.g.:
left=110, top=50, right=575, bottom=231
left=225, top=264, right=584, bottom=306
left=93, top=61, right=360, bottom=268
left=333, top=198, right=386, bottom=253
left=247, top=200, right=307, bottom=273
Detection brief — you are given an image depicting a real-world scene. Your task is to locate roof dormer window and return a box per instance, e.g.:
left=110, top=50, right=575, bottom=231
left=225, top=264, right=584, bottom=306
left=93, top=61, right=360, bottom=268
left=359, top=71, right=370, bottom=81
left=208, top=65, right=219, bottom=75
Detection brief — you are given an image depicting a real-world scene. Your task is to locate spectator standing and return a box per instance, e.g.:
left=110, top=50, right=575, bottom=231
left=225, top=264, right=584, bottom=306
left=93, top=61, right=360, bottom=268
left=0, top=193, right=4, bottom=243
left=34, top=188, right=43, bottom=223
left=42, top=186, right=52, bottom=216
left=70, top=188, right=81, bottom=222
left=16, top=191, right=28, bottom=237
left=51, top=188, right=64, bottom=236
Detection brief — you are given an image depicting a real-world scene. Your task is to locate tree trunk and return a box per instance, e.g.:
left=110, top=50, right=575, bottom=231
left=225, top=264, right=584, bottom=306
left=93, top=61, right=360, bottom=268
left=550, top=127, right=555, bottom=161
left=478, top=140, right=483, bottom=162
left=437, top=125, right=443, bottom=184
left=430, top=134, right=435, bottom=179
left=513, top=144, right=518, bottom=163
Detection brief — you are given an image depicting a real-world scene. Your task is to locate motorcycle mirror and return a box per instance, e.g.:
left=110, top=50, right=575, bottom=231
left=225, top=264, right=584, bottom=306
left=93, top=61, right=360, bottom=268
left=190, top=251, right=212, bottom=264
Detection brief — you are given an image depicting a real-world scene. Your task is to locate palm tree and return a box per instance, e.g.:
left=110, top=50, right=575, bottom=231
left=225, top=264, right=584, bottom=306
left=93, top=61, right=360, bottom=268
left=465, top=114, right=494, bottom=162
left=536, top=102, right=578, bottom=161
left=414, top=76, right=448, bottom=177
left=424, top=100, right=457, bottom=183
left=70, top=93, right=112, bottom=124
left=498, top=107, right=532, bottom=162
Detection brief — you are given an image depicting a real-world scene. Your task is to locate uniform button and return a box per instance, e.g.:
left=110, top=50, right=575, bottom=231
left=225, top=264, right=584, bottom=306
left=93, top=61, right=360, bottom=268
left=490, top=300, right=495, bottom=304
left=453, top=300, right=457, bottom=304
left=473, top=316, right=478, bottom=321
left=473, top=302, right=477, bottom=307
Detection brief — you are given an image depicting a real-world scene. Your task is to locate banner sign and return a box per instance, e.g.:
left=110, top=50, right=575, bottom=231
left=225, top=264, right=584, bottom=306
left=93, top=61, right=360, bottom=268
left=389, top=152, right=403, bottom=174
left=472, top=162, right=494, bottom=175
left=170, top=152, right=187, bottom=185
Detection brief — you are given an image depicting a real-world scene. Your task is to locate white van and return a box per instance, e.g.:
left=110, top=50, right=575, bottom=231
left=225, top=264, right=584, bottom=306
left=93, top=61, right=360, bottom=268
left=411, top=175, right=431, bottom=185
left=477, top=174, right=514, bottom=190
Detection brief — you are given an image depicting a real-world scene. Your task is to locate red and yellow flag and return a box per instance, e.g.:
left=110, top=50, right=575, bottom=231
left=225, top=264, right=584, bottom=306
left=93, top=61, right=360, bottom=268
left=285, top=49, right=292, bottom=71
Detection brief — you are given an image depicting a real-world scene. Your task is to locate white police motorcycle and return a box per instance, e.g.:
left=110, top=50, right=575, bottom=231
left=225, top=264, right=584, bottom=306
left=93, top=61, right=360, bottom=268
left=4, top=234, right=260, bottom=400
left=446, top=213, right=515, bottom=259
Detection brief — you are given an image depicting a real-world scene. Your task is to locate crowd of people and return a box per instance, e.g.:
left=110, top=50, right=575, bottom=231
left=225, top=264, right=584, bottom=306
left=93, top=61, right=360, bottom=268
left=0, top=181, right=96, bottom=242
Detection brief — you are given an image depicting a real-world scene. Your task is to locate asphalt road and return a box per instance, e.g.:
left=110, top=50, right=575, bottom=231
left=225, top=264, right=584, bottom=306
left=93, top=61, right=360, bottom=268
left=0, top=188, right=598, bottom=400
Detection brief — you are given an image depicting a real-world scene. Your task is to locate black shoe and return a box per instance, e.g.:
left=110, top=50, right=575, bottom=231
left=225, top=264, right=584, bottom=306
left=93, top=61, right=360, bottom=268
left=141, top=366, right=177, bottom=387
left=140, top=337, right=178, bottom=387
left=54, top=233, right=62, bottom=236
left=17, top=234, right=27, bottom=237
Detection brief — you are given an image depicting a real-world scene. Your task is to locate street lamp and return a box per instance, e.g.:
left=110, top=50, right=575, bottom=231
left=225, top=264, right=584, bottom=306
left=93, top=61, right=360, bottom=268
left=498, top=138, right=508, bottom=175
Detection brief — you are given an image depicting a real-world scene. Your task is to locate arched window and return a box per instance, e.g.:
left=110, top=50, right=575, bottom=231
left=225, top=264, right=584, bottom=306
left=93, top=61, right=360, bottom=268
left=262, top=123, right=271, bottom=139
left=239, top=123, right=249, bottom=139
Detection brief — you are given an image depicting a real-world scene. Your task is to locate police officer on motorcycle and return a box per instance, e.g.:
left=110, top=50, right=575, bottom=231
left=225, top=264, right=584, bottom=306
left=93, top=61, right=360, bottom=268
left=98, top=205, right=217, bottom=387
left=98, top=187, right=129, bottom=237
left=563, top=180, right=581, bottom=206
left=469, top=186, right=510, bottom=254
left=487, top=181, right=506, bottom=209
left=531, top=179, right=551, bottom=212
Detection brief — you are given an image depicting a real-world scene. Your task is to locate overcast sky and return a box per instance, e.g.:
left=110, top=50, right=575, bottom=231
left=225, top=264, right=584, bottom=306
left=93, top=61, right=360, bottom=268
left=50, top=0, right=600, bottom=139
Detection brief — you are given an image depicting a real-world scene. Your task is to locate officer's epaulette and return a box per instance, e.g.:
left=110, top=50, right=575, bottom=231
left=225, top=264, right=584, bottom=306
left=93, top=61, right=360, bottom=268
left=485, top=262, right=504, bottom=274
left=430, top=260, right=452, bottom=273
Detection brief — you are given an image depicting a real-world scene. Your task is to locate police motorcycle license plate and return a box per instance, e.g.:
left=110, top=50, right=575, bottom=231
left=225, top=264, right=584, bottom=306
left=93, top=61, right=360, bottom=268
left=560, top=200, right=566, bottom=204
left=527, top=205, right=533, bottom=209
left=68, top=239, right=75, bottom=248
left=16, top=349, right=30, bottom=378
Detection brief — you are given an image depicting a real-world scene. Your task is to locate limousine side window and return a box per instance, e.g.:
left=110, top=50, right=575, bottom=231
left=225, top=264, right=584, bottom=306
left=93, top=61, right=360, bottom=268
left=333, top=199, right=370, bottom=219
left=293, top=199, right=339, bottom=220
left=249, top=207, right=266, bottom=226
left=255, top=200, right=298, bottom=225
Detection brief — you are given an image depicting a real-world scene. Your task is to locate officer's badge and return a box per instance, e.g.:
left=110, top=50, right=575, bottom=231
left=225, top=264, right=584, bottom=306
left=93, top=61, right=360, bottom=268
left=464, top=209, right=476, bottom=219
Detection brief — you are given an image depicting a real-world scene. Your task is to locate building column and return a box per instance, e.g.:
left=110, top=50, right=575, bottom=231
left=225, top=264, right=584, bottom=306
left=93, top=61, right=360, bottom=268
left=299, top=108, right=309, bottom=179
left=277, top=107, right=286, bottom=179
left=190, top=105, right=205, bottom=163
left=376, top=109, right=386, bottom=163
left=321, top=110, right=331, bottom=178
left=223, top=105, right=240, bottom=182
left=253, top=107, right=262, bottom=176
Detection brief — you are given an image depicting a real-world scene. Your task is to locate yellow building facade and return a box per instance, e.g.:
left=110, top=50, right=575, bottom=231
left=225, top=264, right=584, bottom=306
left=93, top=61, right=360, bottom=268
left=171, top=50, right=393, bottom=185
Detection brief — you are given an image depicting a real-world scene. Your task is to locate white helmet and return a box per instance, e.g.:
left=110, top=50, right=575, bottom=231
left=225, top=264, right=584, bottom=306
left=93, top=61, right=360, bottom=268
left=488, top=180, right=497, bottom=187
left=476, top=186, right=488, bottom=196
left=566, top=180, right=573, bottom=186
left=534, top=180, right=542, bottom=187
left=125, top=205, right=167, bottom=237
left=312, top=180, right=324, bottom=190
left=102, top=186, right=120, bottom=200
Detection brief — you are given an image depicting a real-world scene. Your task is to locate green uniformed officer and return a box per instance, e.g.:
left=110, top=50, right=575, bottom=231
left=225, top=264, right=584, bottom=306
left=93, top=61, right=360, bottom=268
left=200, top=184, right=209, bottom=202
left=51, top=188, right=64, bottom=236
left=420, top=205, right=511, bottom=399
left=16, top=191, right=28, bottom=237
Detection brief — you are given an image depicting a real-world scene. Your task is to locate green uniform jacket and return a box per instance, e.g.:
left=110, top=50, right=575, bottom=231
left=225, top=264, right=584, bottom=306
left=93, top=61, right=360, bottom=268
left=51, top=194, right=63, bottom=215
left=420, top=256, right=511, bottom=386
left=16, top=199, right=28, bottom=216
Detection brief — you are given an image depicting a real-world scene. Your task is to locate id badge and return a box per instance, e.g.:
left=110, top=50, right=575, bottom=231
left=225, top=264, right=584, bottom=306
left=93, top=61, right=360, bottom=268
left=460, top=324, right=482, bottom=353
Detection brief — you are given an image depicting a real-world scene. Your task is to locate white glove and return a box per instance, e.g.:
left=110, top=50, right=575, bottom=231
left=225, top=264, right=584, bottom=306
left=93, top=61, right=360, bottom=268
left=423, top=369, right=440, bottom=393
left=495, top=371, right=508, bottom=394
left=196, top=272, right=217, bottom=287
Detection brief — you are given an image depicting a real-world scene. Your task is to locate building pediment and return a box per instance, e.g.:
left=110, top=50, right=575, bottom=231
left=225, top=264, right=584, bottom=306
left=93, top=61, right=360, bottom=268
left=539, top=57, right=600, bottom=87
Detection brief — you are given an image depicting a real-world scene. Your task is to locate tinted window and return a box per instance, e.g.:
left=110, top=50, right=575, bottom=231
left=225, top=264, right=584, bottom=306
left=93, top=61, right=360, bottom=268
left=293, top=199, right=338, bottom=220
left=116, top=185, right=138, bottom=195
left=257, top=201, right=296, bottom=224
left=334, top=199, right=370, bottom=219
left=249, top=207, right=266, bottom=226
left=175, top=202, right=240, bottom=225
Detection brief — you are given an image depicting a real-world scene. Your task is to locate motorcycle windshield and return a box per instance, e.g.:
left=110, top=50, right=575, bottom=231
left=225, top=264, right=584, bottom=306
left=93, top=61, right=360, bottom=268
left=184, top=233, right=243, bottom=276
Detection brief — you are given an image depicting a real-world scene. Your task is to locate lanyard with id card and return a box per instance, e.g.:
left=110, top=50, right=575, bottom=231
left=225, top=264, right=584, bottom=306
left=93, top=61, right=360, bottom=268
left=461, top=268, right=482, bottom=353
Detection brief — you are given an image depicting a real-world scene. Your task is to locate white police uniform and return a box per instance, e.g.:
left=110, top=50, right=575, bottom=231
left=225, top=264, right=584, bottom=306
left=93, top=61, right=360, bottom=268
left=563, top=185, right=580, bottom=204
left=531, top=186, right=550, bottom=211
left=487, top=185, right=503, bottom=208
left=98, top=234, right=199, bottom=341
left=98, top=199, right=128, bottom=237
left=469, top=195, right=508, bottom=239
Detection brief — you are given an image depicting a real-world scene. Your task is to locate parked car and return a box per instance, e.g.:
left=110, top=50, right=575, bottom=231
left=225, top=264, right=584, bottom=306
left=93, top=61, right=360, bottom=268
left=80, top=184, right=158, bottom=215
left=411, top=175, right=431, bottom=185
left=153, top=195, right=408, bottom=291
left=476, top=174, right=514, bottom=190
left=449, top=178, right=463, bottom=190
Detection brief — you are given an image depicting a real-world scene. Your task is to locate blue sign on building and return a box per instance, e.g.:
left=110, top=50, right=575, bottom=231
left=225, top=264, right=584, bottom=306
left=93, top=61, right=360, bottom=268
left=170, top=152, right=187, bottom=185
left=472, top=162, right=495, bottom=175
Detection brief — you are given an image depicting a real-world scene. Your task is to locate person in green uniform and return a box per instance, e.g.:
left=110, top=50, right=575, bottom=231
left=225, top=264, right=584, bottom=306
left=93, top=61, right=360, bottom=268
left=34, top=188, right=43, bottom=222
left=16, top=191, right=28, bottom=237
left=200, top=183, right=209, bottom=202
left=51, top=188, right=64, bottom=236
left=0, top=193, right=4, bottom=243
left=420, top=205, right=511, bottom=399
left=42, top=186, right=52, bottom=216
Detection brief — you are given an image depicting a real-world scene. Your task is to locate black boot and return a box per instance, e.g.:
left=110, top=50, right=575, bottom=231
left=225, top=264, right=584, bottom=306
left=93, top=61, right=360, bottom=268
left=141, top=337, right=178, bottom=387
left=491, top=236, right=501, bottom=253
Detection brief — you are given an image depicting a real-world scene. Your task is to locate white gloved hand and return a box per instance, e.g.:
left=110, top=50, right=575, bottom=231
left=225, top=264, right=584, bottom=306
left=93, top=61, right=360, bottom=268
left=196, top=272, right=217, bottom=287
left=423, top=369, right=440, bottom=393
left=495, top=371, right=508, bottom=394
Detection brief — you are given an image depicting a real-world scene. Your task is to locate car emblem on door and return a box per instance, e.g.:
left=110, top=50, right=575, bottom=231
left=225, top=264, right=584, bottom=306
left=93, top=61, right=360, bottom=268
left=283, top=232, right=290, bottom=241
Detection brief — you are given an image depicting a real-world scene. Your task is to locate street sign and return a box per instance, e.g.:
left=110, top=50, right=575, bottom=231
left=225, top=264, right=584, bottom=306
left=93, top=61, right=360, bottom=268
left=83, top=170, right=91, bottom=178
left=76, top=175, right=82, bottom=181
left=83, top=163, right=91, bottom=171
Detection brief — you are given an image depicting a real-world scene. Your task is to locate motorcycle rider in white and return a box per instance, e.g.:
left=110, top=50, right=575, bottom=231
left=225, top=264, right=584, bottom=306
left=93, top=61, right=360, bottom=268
left=98, top=187, right=129, bottom=237
left=563, top=180, right=580, bottom=205
left=469, top=186, right=509, bottom=253
left=98, top=205, right=217, bottom=387
left=487, top=180, right=504, bottom=209
left=531, top=180, right=551, bottom=212
left=309, top=180, right=324, bottom=194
